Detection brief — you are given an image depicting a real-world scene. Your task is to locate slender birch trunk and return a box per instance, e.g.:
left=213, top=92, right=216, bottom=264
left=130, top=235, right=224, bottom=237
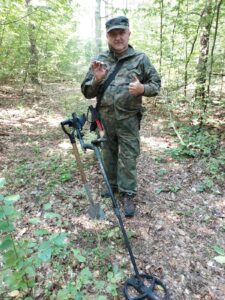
left=159, top=0, right=164, bottom=74
left=95, top=0, right=102, bottom=54
left=184, top=0, right=189, bottom=97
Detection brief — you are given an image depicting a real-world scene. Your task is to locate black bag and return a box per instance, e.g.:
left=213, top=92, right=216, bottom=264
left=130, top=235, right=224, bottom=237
left=87, top=105, right=99, bottom=132
left=90, top=120, right=97, bottom=132
left=137, top=111, right=143, bottom=130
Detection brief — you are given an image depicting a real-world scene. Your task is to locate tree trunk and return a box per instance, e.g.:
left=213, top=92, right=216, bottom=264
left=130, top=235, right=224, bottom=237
left=25, top=0, right=40, bottom=85
left=206, top=0, right=223, bottom=98
left=168, top=0, right=181, bottom=83
left=183, top=3, right=203, bottom=98
left=0, top=10, right=8, bottom=47
left=95, top=0, right=102, bottom=54
left=105, top=0, right=113, bottom=19
left=184, top=0, right=189, bottom=97
left=159, top=0, right=164, bottom=74
left=219, top=49, right=225, bottom=100
left=195, top=0, right=213, bottom=103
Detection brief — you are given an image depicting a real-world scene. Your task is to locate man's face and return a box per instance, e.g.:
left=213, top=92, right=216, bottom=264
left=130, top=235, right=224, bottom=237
left=106, top=28, right=130, bottom=54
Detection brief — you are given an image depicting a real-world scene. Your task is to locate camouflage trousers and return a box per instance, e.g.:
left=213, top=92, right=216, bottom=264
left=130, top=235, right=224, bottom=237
left=100, top=108, right=140, bottom=194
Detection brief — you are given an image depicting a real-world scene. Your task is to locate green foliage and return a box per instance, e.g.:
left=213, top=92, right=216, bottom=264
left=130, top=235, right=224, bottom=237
left=0, top=183, right=33, bottom=292
left=0, top=178, right=7, bottom=187
left=155, top=185, right=181, bottom=194
left=0, top=0, right=81, bottom=82
left=166, top=125, right=224, bottom=185
left=196, top=177, right=214, bottom=192
left=154, top=156, right=167, bottom=163
left=0, top=179, right=125, bottom=298
left=13, top=154, right=77, bottom=192
left=0, top=0, right=224, bottom=97
left=162, top=122, right=224, bottom=195
left=176, top=209, right=194, bottom=218
left=169, top=185, right=181, bottom=193
left=105, top=264, right=124, bottom=296
left=54, top=264, right=123, bottom=299
left=0, top=184, right=67, bottom=293
left=55, top=267, right=92, bottom=299
left=157, top=169, right=167, bottom=177
left=206, top=151, right=225, bottom=181
left=73, top=249, right=86, bottom=263
left=166, top=125, right=219, bottom=158
left=166, top=145, right=196, bottom=159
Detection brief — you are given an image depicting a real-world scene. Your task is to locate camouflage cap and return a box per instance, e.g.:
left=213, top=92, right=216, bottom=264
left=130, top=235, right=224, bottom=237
left=105, top=16, right=129, bottom=33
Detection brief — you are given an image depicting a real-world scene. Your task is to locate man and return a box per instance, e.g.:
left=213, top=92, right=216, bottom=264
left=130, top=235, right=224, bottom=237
left=81, top=16, right=161, bottom=217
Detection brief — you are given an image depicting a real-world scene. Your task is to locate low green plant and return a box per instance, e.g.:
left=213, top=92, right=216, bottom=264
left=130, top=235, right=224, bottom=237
left=176, top=209, right=193, bottom=217
left=154, top=156, right=167, bottom=163
left=54, top=264, right=123, bottom=300
left=166, top=145, right=196, bottom=158
left=155, top=185, right=181, bottom=194
left=0, top=190, right=68, bottom=297
left=54, top=267, right=92, bottom=299
left=213, top=245, right=225, bottom=264
left=11, top=154, right=77, bottom=193
left=155, top=187, right=164, bottom=194
left=169, top=185, right=181, bottom=193
left=32, top=143, right=41, bottom=155
left=205, top=152, right=225, bottom=182
left=0, top=179, right=68, bottom=297
left=197, top=177, right=214, bottom=192
left=0, top=179, right=35, bottom=294
left=167, top=125, right=224, bottom=187
left=166, top=125, right=220, bottom=158
left=157, top=169, right=167, bottom=177
left=105, top=264, right=124, bottom=297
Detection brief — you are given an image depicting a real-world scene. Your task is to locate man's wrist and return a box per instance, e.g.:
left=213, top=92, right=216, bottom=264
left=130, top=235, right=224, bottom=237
left=92, top=77, right=104, bottom=85
left=140, top=84, right=145, bottom=95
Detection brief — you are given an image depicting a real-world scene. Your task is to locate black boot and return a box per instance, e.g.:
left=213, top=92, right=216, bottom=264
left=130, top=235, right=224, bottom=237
left=123, top=193, right=135, bottom=217
left=101, top=187, right=117, bottom=198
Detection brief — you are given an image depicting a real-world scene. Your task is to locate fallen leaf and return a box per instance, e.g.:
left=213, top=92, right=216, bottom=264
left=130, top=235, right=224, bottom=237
left=8, top=290, right=20, bottom=297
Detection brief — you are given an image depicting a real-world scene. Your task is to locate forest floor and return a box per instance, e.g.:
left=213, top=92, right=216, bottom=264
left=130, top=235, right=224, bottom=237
left=0, top=83, right=225, bottom=300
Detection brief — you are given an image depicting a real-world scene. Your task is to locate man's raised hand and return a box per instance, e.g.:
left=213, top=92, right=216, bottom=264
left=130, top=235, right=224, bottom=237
left=91, top=60, right=107, bottom=83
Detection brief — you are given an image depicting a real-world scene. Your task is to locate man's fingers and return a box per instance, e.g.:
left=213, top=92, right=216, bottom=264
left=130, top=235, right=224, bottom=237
left=129, top=84, right=136, bottom=93
left=92, top=60, right=106, bottom=69
left=129, top=80, right=144, bottom=96
left=132, top=74, right=139, bottom=82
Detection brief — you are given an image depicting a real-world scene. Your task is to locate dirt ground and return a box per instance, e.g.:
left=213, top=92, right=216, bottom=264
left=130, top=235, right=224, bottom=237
left=0, top=83, right=224, bottom=300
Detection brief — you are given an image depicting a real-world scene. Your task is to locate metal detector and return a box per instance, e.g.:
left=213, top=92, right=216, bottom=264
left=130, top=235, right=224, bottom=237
left=61, top=113, right=105, bottom=220
left=61, top=112, right=170, bottom=300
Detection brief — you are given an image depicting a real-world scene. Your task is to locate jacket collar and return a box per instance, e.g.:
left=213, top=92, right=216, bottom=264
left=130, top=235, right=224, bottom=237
left=109, top=44, right=135, bottom=61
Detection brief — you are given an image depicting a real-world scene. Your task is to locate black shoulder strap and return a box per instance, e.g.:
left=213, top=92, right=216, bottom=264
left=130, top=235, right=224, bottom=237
left=96, top=57, right=129, bottom=110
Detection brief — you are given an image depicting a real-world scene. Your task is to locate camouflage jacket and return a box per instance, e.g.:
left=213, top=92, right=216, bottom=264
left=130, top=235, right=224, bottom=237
left=81, top=45, right=161, bottom=120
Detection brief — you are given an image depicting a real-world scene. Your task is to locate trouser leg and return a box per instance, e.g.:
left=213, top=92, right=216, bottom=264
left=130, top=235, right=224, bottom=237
left=100, top=109, right=118, bottom=189
left=117, top=115, right=140, bottom=194
left=100, top=110, right=140, bottom=194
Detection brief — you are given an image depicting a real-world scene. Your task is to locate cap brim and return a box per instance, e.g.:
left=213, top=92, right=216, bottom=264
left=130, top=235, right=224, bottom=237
left=106, top=25, right=129, bottom=33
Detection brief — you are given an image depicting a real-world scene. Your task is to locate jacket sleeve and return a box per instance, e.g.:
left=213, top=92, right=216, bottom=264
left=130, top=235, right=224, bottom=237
left=141, top=54, right=161, bottom=97
left=81, top=67, right=103, bottom=99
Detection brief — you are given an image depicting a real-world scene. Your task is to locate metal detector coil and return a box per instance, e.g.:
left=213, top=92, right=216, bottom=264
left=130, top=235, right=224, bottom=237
left=124, top=274, right=170, bottom=300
